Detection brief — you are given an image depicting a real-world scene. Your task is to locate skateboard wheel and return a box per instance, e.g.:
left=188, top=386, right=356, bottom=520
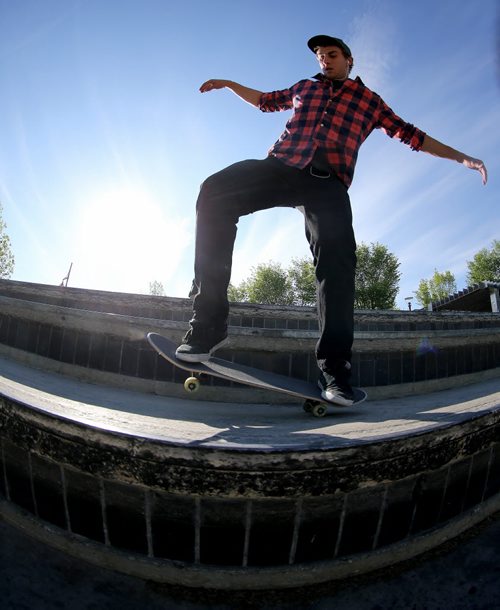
left=303, top=399, right=316, bottom=413
left=184, top=376, right=200, bottom=393
left=311, top=403, right=327, bottom=418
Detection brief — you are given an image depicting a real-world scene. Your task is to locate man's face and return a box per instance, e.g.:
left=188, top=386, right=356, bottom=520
left=315, top=45, right=352, bottom=80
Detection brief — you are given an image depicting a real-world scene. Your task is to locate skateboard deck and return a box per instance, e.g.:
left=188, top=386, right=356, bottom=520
left=147, top=332, right=367, bottom=417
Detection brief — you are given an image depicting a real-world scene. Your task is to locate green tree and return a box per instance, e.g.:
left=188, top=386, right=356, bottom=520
left=466, top=240, right=500, bottom=284
left=0, top=203, right=14, bottom=278
left=288, top=257, right=316, bottom=306
left=228, top=244, right=401, bottom=310
left=229, top=261, right=295, bottom=305
left=229, top=258, right=315, bottom=305
left=354, top=242, right=401, bottom=309
left=228, top=280, right=249, bottom=302
left=246, top=262, right=294, bottom=305
left=414, top=269, right=457, bottom=308
left=149, top=280, right=165, bottom=296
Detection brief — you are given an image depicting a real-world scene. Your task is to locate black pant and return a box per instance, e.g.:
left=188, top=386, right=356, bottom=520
left=190, top=156, right=356, bottom=372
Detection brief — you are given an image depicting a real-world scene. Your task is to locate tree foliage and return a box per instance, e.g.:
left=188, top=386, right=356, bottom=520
left=149, top=280, right=165, bottom=296
left=414, top=269, right=457, bottom=308
left=287, top=257, right=316, bottom=306
left=354, top=242, right=401, bottom=309
left=0, top=203, right=14, bottom=279
left=228, top=261, right=295, bottom=305
left=228, top=244, right=401, bottom=310
left=466, top=240, right=500, bottom=284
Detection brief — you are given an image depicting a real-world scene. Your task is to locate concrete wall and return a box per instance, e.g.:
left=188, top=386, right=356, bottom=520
left=0, top=279, right=499, bottom=400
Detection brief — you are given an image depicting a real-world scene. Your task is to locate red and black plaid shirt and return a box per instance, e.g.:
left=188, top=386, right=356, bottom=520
left=259, top=74, right=426, bottom=188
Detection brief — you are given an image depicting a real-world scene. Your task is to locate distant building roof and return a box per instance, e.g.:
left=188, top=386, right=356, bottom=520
left=431, top=281, right=500, bottom=312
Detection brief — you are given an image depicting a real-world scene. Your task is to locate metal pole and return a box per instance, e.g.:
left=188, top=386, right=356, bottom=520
left=60, top=263, right=73, bottom=287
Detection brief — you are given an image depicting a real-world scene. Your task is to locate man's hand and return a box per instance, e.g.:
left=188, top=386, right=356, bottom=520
left=199, top=79, right=263, bottom=107
left=463, top=156, right=488, bottom=185
left=421, top=135, right=488, bottom=185
left=199, top=79, right=231, bottom=93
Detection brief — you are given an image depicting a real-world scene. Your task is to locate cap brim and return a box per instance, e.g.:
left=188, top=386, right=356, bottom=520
left=307, top=35, right=351, bottom=57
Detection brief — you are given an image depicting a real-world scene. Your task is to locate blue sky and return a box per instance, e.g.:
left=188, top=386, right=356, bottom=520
left=0, top=0, right=498, bottom=309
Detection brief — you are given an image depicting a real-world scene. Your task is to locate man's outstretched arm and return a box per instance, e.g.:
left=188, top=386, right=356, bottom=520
left=420, top=135, right=488, bottom=185
left=199, top=79, right=263, bottom=108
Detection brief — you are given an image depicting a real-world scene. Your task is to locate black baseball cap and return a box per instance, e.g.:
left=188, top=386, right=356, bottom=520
left=307, top=35, right=352, bottom=57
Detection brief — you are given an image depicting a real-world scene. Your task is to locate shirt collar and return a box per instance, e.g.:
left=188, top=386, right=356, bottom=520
left=312, top=73, right=364, bottom=86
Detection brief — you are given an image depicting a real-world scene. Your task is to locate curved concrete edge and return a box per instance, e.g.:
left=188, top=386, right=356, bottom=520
left=2, top=494, right=500, bottom=591
left=2, top=342, right=499, bottom=405
left=366, top=367, right=500, bottom=399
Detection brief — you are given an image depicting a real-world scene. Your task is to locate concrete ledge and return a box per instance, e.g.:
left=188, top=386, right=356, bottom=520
left=1, top=356, right=499, bottom=454
left=2, top=342, right=499, bottom=404
left=1, top=277, right=499, bottom=328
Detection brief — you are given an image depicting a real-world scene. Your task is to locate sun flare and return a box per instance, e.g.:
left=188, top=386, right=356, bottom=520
left=73, top=186, right=192, bottom=294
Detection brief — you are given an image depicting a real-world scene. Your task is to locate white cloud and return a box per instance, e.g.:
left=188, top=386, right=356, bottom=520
left=348, top=7, right=398, bottom=91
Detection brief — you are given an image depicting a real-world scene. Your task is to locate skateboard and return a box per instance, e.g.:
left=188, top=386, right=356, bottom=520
left=147, top=332, right=367, bottom=417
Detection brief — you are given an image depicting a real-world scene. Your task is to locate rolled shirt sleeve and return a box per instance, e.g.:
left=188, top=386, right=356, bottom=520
left=258, top=84, right=304, bottom=113
left=377, top=99, right=426, bottom=151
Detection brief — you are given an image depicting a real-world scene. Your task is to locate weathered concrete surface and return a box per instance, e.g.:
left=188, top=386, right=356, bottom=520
left=2, top=355, right=499, bottom=507
left=1, top=512, right=500, bottom=609
left=1, top=355, right=499, bottom=451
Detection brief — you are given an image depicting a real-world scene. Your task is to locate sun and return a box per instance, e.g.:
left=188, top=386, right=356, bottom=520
left=73, top=186, right=192, bottom=294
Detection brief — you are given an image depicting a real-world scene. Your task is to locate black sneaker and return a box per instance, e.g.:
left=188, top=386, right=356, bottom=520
left=318, top=363, right=355, bottom=406
left=175, top=324, right=228, bottom=362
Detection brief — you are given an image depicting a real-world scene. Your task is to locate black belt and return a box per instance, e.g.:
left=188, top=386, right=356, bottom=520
left=309, top=165, right=331, bottom=179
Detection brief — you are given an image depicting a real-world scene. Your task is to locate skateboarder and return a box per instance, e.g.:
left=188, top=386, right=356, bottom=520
left=175, top=34, right=488, bottom=406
